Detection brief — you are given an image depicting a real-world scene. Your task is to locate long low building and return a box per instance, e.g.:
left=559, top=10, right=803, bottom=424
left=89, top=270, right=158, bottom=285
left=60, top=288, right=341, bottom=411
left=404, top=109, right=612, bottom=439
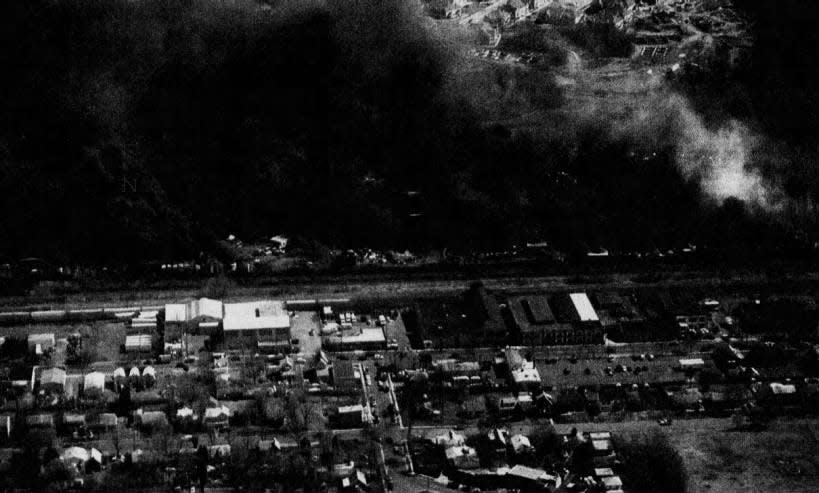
left=125, top=334, right=154, bottom=354
left=323, top=327, right=386, bottom=351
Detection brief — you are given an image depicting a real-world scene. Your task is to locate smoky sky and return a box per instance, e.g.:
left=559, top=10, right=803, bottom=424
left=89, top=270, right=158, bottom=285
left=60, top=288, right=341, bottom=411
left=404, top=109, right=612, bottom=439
left=0, top=0, right=815, bottom=264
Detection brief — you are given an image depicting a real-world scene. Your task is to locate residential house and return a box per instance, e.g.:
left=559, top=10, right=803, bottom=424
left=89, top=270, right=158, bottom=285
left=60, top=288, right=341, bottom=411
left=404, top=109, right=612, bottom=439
left=128, top=366, right=142, bottom=387
left=332, top=460, right=356, bottom=478
left=503, top=0, right=530, bottom=20
left=61, top=413, right=87, bottom=432
left=487, top=428, right=509, bottom=456
left=511, top=362, right=542, bottom=391
left=27, top=333, right=55, bottom=353
left=203, top=406, right=231, bottom=430
left=498, top=396, right=520, bottom=417
left=113, top=367, right=127, bottom=391
left=208, top=444, right=231, bottom=458
left=600, top=475, right=624, bottom=492
left=445, top=445, right=480, bottom=469
left=94, top=413, right=118, bottom=430
left=587, top=432, right=616, bottom=466
left=83, top=372, right=105, bottom=396
left=510, top=434, right=532, bottom=454
left=26, top=413, right=55, bottom=430
left=39, top=368, right=67, bottom=393
left=433, top=430, right=466, bottom=448
left=335, top=405, right=366, bottom=429
left=134, top=409, right=168, bottom=430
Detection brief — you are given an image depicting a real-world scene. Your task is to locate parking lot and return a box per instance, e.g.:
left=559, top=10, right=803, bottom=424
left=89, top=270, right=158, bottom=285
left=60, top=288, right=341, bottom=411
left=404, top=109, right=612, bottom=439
left=289, top=310, right=322, bottom=358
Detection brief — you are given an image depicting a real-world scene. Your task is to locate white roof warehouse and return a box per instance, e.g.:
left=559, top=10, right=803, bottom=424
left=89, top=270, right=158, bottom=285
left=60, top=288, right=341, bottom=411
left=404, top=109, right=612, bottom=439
left=222, top=300, right=290, bottom=348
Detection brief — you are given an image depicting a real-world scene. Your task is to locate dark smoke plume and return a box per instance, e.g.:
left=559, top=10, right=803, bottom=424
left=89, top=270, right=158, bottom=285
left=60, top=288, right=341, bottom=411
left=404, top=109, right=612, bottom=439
left=0, top=0, right=814, bottom=264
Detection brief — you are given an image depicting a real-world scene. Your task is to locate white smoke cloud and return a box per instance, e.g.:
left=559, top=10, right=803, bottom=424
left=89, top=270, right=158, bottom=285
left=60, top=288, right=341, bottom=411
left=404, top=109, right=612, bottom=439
left=675, top=107, right=772, bottom=206
left=596, top=89, right=781, bottom=208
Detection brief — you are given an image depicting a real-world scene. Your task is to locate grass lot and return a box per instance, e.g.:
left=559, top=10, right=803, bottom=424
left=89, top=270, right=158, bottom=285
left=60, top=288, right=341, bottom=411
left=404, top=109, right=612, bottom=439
left=675, top=419, right=819, bottom=493
left=409, top=417, right=819, bottom=493
left=0, top=320, right=127, bottom=365
left=548, top=417, right=819, bottom=493
left=86, top=321, right=128, bottom=364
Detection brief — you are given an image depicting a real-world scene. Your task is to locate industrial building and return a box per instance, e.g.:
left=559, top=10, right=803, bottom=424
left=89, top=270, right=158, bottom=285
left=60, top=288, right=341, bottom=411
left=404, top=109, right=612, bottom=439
left=222, top=300, right=291, bottom=350
left=323, top=327, right=386, bottom=351
left=164, top=298, right=224, bottom=340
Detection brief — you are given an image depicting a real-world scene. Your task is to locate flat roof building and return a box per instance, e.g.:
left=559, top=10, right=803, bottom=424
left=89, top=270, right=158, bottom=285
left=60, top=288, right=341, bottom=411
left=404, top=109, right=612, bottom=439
left=125, top=334, right=153, bottom=354
left=506, top=464, right=561, bottom=490
left=166, top=298, right=223, bottom=323
left=223, top=301, right=290, bottom=349
left=570, top=293, right=599, bottom=322
left=324, top=327, right=386, bottom=351
left=511, top=362, right=542, bottom=390
left=466, top=283, right=507, bottom=341
left=335, top=404, right=366, bottom=428
left=550, top=292, right=600, bottom=323
left=165, top=298, right=224, bottom=340
left=508, top=293, right=603, bottom=346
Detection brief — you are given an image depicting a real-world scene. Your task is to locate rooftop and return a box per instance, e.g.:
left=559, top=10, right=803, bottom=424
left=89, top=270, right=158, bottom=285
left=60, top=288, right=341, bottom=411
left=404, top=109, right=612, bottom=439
left=40, top=368, right=66, bottom=387
left=223, top=300, right=289, bottom=331
left=507, top=464, right=554, bottom=482
left=434, top=430, right=466, bottom=447
left=339, top=327, right=386, bottom=345
left=83, top=372, right=105, bottom=391
left=445, top=445, right=477, bottom=460
left=769, top=382, right=797, bottom=394
left=166, top=298, right=223, bottom=323
left=601, top=475, right=623, bottom=488
left=511, top=364, right=541, bottom=384
left=570, top=293, right=600, bottom=322
left=338, top=404, right=364, bottom=414
left=509, top=295, right=556, bottom=328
